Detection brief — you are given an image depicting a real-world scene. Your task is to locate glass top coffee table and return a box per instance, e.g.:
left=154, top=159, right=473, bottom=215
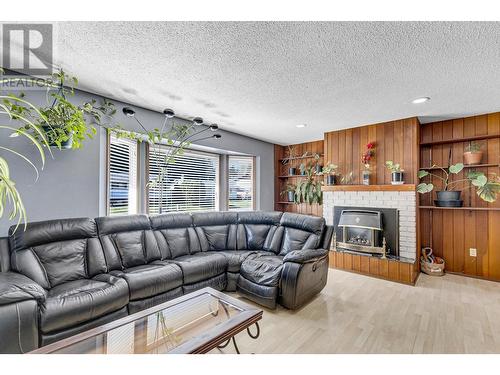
left=30, top=287, right=263, bottom=354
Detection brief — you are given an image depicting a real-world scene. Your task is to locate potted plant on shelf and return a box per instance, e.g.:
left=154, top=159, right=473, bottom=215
left=280, top=184, right=296, bottom=202
left=417, top=163, right=500, bottom=206
left=361, top=142, right=375, bottom=185
left=294, top=163, right=323, bottom=205
left=463, top=141, right=483, bottom=165
left=385, top=160, right=404, bottom=185
left=320, top=163, right=339, bottom=185
left=281, top=145, right=297, bottom=175
left=313, top=153, right=322, bottom=174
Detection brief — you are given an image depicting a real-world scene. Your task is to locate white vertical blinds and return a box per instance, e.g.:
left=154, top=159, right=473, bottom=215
left=108, top=133, right=138, bottom=216
left=147, top=145, right=219, bottom=214
left=228, top=156, right=254, bottom=211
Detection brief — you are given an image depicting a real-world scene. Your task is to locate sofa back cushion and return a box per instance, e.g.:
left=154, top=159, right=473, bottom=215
left=192, top=212, right=237, bottom=251
left=9, top=218, right=106, bottom=289
left=150, top=213, right=200, bottom=258
left=237, top=211, right=283, bottom=252
left=96, top=215, right=160, bottom=270
left=0, top=237, right=10, bottom=272
left=278, top=213, right=325, bottom=255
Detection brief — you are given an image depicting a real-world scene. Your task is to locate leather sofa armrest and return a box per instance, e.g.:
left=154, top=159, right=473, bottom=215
left=283, top=249, right=329, bottom=264
left=0, top=272, right=46, bottom=306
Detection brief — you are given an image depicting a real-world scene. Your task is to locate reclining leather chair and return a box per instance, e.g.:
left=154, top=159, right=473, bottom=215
left=0, top=211, right=332, bottom=353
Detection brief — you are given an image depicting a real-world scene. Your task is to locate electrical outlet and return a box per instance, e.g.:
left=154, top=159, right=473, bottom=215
left=470, top=248, right=477, bottom=257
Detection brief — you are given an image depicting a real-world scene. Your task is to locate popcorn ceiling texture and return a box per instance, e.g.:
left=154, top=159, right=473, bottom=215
left=51, top=22, right=500, bottom=145
left=323, top=191, right=417, bottom=260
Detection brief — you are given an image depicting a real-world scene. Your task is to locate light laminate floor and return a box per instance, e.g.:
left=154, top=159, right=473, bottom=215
left=214, top=269, right=500, bottom=354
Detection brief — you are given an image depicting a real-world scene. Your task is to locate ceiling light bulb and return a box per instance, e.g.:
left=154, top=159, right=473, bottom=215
left=122, top=107, right=136, bottom=117
left=163, top=108, right=175, bottom=118
left=296, top=124, right=307, bottom=128
left=193, top=117, right=204, bottom=126
left=411, top=97, right=430, bottom=104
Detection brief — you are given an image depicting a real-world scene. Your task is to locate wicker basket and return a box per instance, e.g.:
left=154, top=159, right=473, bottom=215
left=420, top=247, right=445, bottom=276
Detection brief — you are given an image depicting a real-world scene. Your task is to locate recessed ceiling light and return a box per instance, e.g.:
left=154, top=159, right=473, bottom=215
left=412, top=97, right=430, bottom=104
left=296, top=124, right=307, bottom=128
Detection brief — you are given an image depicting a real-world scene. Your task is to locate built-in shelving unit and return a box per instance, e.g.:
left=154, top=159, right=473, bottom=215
left=419, top=133, right=500, bottom=146
left=419, top=206, right=500, bottom=211
left=277, top=153, right=324, bottom=162
left=322, top=184, right=416, bottom=192
left=420, top=163, right=499, bottom=170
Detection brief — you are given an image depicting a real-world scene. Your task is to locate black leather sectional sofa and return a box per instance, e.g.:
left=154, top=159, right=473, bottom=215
left=0, top=211, right=332, bottom=353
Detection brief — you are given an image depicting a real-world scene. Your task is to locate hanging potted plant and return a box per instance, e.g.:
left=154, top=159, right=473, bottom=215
left=280, top=184, right=296, bottom=202
left=463, top=141, right=483, bottom=165
left=294, top=163, right=323, bottom=205
left=361, top=142, right=375, bottom=185
left=417, top=163, right=500, bottom=206
left=320, top=163, right=339, bottom=185
left=385, top=160, right=404, bottom=185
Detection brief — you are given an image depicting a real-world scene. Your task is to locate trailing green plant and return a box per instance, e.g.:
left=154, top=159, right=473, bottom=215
left=465, top=141, right=481, bottom=153
left=2, top=70, right=117, bottom=150
left=417, top=163, right=500, bottom=202
left=385, top=160, right=404, bottom=173
left=294, top=163, right=322, bottom=205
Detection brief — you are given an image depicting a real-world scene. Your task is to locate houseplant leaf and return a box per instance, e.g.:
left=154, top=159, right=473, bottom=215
left=449, top=163, right=464, bottom=174
left=417, top=182, right=434, bottom=194
left=417, top=170, right=429, bottom=178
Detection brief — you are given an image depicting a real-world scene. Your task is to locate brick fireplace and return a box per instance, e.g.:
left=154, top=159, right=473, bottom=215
left=323, top=187, right=417, bottom=261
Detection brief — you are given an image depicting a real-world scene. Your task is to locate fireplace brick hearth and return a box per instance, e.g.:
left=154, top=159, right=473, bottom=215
left=323, top=190, right=417, bottom=260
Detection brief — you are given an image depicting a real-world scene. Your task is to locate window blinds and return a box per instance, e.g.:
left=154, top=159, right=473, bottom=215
left=108, top=133, right=138, bottom=216
left=228, top=156, right=254, bottom=211
left=147, top=145, right=219, bottom=214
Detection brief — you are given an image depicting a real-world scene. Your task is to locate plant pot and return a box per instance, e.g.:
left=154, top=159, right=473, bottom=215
left=435, top=191, right=463, bottom=207
left=326, top=175, right=337, bottom=185
left=362, top=170, right=371, bottom=185
left=463, top=151, right=483, bottom=165
left=42, top=125, right=73, bottom=149
left=436, top=190, right=461, bottom=201
left=288, top=167, right=296, bottom=176
left=315, top=165, right=322, bottom=174
left=287, top=191, right=295, bottom=202
left=391, top=171, right=404, bottom=185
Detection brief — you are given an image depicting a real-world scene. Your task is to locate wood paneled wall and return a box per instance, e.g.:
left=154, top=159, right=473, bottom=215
left=274, top=140, right=324, bottom=216
left=324, top=117, right=420, bottom=185
left=419, top=113, right=500, bottom=281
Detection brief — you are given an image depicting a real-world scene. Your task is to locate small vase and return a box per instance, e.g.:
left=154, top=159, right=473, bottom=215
left=463, top=151, right=483, bottom=165
left=288, top=167, right=296, bottom=176
left=315, top=165, right=322, bottom=174
left=287, top=191, right=295, bottom=202
left=362, top=170, right=371, bottom=185
left=326, top=175, right=337, bottom=185
left=391, top=171, right=404, bottom=185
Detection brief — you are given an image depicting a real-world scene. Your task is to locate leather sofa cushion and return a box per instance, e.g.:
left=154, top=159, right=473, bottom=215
left=0, top=272, right=46, bottom=306
left=240, top=254, right=284, bottom=287
left=280, top=213, right=325, bottom=235
left=192, top=212, right=237, bottom=251
left=40, top=274, right=129, bottom=334
left=95, top=214, right=150, bottom=236
left=278, top=213, right=325, bottom=255
left=0, top=237, right=10, bottom=272
left=172, top=252, right=228, bottom=284
left=110, top=261, right=183, bottom=301
left=153, top=227, right=200, bottom=259
left=217, top=250, right=260, bottom=273
left=9, top=217, right=97, bottom=253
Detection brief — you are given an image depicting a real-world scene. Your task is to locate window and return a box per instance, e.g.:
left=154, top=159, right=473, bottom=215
left=147, top=145, right=220, bottom=214
left=107, top=133, right=138, bottom=216
left=228, top=156, right=255, bottom=211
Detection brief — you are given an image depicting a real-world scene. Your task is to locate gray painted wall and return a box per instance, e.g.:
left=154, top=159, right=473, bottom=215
left=0, top=87, right=275, bottom=236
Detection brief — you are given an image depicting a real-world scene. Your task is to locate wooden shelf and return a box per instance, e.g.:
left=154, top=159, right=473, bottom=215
left=276, top=201, right=295, bottom=205
left=420, top=133, right=500, bottom=146
left=419, top=206, right=500, bottom=211
left=420, top=163, right=499, bottom=170
left=278, top=175, right=322, bottom=179
left=278, top=154, right=324, bottom=162
left=322, top=184, right=416, bottom=192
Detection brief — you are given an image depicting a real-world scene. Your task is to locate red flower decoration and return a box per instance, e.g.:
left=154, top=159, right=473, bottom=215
left=366, top=142, right=374, bottom=149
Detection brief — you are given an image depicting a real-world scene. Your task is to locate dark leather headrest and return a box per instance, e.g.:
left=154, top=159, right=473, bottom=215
left=192, top=212, right=238, bottom=226
left=150, top=213, right=193, bottom=230
left=280, top=213, right=325, bottom=235
left=95, top=214, right=150, bottom=235
left=238, top=211, right=282, bottom=225
left=9, top=218, right=96, bottom=252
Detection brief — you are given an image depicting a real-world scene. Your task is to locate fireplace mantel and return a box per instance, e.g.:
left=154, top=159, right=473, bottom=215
left=321, top=184, right=416, bottom=192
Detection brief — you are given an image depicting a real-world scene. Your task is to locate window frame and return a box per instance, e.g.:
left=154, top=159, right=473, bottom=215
left=145, top=143, right=221, bottom=214
left=227, top=155, right=256, bottom=211
left=105, top=131, right=140, bottom=216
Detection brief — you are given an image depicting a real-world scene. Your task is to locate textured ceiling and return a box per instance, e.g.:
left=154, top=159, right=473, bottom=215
left=52, top=22, right=500, bottom=145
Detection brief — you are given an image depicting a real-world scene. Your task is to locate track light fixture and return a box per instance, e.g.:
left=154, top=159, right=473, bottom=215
left=163, top=108, right=175, bottom=118
left=122, top=107, right=135, bottom=117
left=192, top=117, right=204, bottom=126
left=209, top=124, right=219, bottom=131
